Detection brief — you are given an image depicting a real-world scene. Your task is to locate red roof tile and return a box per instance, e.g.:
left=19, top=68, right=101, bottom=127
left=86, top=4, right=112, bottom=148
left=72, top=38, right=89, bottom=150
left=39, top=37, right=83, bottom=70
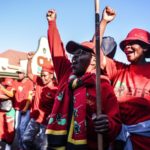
left=0, top=49, right=27, bottom=66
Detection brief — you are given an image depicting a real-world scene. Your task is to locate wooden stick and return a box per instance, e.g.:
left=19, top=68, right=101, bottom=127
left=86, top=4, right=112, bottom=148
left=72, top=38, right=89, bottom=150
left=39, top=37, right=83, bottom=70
left=95, top=0, right=103, bottom=150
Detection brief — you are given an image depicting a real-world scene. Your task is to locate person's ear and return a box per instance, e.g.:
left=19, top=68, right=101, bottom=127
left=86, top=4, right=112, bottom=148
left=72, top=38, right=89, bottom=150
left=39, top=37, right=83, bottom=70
left=90, top=56, right=96, bottom=66
left=49, top=73, right=54, bottom=79
left=85, top=56, right=96, bottom=73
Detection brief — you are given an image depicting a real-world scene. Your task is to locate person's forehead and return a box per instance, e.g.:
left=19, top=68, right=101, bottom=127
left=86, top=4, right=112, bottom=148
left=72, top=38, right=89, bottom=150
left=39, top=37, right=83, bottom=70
left=18, top=72, right=25, bottom=74
left=41, top=71, right=50, bottom=75
left=125, top=40, right=145, bottom=46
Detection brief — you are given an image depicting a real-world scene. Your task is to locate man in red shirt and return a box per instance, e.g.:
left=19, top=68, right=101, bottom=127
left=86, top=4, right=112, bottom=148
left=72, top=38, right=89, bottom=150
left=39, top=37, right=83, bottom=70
left=45, top=9, right=121, bottom=150
left=13, top=68, right=34, bottom=150
left=22, top=53, right=58, bottom=150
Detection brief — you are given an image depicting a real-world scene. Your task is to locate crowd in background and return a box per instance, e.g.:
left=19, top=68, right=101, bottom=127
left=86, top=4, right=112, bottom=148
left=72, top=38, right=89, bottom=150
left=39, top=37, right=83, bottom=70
left=0, top=5, right=150, bottom=150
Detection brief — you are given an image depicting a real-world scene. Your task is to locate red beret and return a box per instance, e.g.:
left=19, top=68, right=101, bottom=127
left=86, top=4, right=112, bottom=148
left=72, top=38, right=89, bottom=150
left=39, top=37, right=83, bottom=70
left=41, top=65, right=54, bottom=73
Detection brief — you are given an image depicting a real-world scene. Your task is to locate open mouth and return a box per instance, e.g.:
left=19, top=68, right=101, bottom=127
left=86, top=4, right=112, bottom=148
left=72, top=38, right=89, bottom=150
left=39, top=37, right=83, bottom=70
left=125, top=50, right=134, bottom=55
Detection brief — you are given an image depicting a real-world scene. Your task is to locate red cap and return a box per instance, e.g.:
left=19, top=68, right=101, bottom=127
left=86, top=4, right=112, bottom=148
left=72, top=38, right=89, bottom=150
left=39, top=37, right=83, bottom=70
left=120, top=28, right=150, bottom=57
left=2, top=78, right=13, bottom=86
left=66, top=41, right=95, bottom=54
left=41, top=65, right=54, bottom=73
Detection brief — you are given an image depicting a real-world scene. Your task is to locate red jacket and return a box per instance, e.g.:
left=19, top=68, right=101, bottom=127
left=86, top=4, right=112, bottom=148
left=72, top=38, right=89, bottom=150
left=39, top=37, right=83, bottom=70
left=46, top=20, right=121, bottom=150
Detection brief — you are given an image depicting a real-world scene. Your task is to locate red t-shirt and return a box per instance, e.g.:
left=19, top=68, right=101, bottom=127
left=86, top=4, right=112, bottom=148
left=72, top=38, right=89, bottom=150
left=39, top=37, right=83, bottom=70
left=104, top=57, right=150, bottom=150
left=30, top=75, right=57, bottom=125
left=13, top=78, right=33, bottom=110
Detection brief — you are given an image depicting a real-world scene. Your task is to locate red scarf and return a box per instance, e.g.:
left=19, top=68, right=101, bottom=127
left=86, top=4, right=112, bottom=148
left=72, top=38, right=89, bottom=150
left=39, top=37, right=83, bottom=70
left=46, top=73, right=96, bottom=149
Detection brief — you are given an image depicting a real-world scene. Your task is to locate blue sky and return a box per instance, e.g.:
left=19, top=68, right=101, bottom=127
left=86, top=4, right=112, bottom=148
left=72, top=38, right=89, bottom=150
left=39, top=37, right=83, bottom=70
left=0, top=0, right=150, bottom=63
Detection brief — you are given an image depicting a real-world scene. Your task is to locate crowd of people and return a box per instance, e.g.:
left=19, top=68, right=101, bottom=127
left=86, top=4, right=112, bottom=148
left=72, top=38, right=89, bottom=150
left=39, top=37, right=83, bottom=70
left=0, top=5, right=150, bottom=150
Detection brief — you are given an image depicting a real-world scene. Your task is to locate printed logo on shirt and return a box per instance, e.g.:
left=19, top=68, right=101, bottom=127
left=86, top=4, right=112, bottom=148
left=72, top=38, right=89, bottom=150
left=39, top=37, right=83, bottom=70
left=114, top=80, right=150, bottom=100
left=114, top=81, right=126, bottom=97
left=18, top=86, right=23, bottom=92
